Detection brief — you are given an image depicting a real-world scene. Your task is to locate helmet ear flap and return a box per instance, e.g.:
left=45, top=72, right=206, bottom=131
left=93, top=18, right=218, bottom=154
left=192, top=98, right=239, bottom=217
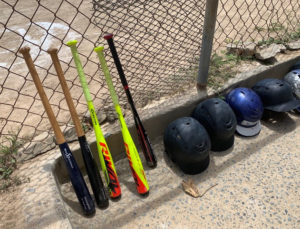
left=164, top=126, right=178, bottom=162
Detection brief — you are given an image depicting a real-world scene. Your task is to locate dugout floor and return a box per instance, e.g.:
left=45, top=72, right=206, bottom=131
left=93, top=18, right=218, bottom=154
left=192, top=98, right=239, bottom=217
left=1, top=111, right=299, bottom=229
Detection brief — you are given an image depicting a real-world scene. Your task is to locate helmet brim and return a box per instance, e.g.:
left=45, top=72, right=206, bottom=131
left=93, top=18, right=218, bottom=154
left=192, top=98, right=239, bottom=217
left=236, top=120, right=261, bottom=137
left=265, top=99, right=300, bottom=112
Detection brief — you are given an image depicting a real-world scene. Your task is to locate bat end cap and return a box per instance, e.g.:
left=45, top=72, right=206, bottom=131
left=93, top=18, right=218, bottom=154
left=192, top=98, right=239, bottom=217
left=140, top=191, right=149, bottom=197
left=47, top=48, right=58, bottom=54
left=66, top=40, right=78, bottom=47
left=110, top=193, right=122, bottom=201
left=96, top=199, right=109, bottom=209
left=103, top=33, right=113, bottom=40
left=84, top=207, right=96, bottom=216
left=94, top=46, right=104, bottom=52
left=19, top=46, right=31, bottom=54
left=147, top=161, right=157, bottom=168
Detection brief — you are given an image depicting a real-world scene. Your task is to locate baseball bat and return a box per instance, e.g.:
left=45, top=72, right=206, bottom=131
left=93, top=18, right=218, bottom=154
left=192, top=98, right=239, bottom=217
left=66, top=40, right=121, bottom=199
left=94, top=46, right=149, bottom=195
left=47, top=48, right=109, bottom=208
left=19, top=47, right=95, bottom=215
left=103, top=34, right=157, bottom=168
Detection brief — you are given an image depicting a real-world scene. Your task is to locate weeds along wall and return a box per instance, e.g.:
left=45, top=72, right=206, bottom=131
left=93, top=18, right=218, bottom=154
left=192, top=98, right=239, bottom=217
left=0, top=0, right=299, bottom=153
left=214, top=0, right=300, bottom=47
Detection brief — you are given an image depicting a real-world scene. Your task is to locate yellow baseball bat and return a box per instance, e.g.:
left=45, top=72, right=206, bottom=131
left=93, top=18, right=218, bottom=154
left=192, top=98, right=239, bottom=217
left=94, top=46, right=149, bottom=195
left=67, top=40, right=121, bottom=199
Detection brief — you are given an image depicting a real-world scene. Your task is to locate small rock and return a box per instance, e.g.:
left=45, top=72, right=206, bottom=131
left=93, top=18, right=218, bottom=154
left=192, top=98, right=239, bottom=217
left=18, top=132, right=56, bottom=161
left=42, top=163, right=52, bottom=172
left=255, top=43, right=286, bottom=60
left=136, top=98, right=149, bottom=108
left=278, top=44, right=287, bottom=53
left=63, top=126, right=77, bottom=143
left=123, top=108, right=132, bottom=118
left=286, top=39, right=300, bottom=50
left=119, top=100, right=130, bottom=110
left=106, top=108, right=118, bottom=122
left=84, top=110, right=107, bottom=126
left=227, top=42, right=257, bottom=57
left=96, top=110, right=107, bottom=124
left=26, top=188, right=35, bottom=193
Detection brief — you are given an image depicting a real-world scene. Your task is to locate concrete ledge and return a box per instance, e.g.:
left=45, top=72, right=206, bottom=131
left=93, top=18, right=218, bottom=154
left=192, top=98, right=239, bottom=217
left=53, top=55, right=300, bottom=184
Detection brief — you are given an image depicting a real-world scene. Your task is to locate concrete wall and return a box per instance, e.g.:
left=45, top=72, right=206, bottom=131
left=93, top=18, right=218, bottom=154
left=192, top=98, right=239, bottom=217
left=53, top=55, right=300, bottom=184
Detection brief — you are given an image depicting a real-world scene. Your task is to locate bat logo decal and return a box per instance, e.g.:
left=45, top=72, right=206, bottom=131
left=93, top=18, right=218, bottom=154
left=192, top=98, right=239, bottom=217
left=100, top=142, right=119, bottom=192
left=63, top=148, right=74, bottom=169
left=124, top=142, right=145, bottom=189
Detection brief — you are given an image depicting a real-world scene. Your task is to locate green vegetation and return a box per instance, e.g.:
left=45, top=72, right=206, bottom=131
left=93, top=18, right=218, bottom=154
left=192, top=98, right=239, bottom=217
left=268, top=22, right=285, bottom=32
left=224, top=38, right=241, bottom=45
left=257, top=37, right=284, bottom=46
left=168, top=57, right=199, bottom=94
left=208, top=52, right=253, bottom=90
left=81, top=122, right=90, bottom=133
left=254, top=25, right=265, bottom=32
left=258, top=23, right=300, bottom=46
left=288, top=25, right=300, bottom=41
left=0, top=133, right=23, bottom=190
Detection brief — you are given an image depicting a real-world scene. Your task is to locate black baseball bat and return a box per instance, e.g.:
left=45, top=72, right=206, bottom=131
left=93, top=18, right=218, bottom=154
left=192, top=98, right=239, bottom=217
left=104, top=34, right=157, bottom=168
left=19, top=47, right=95, bottom=215
left=47, top=48, right=109, bottom=208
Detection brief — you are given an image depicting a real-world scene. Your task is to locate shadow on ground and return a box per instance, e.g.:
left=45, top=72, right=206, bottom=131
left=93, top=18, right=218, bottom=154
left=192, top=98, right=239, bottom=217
left=95, top=113, right=298, bottom=228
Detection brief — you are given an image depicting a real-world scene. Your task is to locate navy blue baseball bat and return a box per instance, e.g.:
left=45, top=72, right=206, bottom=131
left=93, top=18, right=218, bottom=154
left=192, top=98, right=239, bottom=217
left=48, top=48, right=108, bottom=208
left=19, top=47, right=95, bottom=215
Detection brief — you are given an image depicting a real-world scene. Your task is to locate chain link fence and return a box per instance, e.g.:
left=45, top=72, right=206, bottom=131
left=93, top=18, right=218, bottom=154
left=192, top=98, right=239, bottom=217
left=0, top=0, right=299, bottom=155
left=215, top=0, right=299, bottom=49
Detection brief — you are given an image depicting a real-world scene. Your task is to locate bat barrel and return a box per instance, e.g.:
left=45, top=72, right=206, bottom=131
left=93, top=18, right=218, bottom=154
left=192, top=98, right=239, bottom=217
left=20, top=47, right=95, bottom=215
left=47, top=48, right=109, bottom=208
left=66, top=40, right=93, bottom=102
left=103, top=35, right=157, bottom=168
left=47, top=48, right=85, bottom=137
left=19, top=47, right=66, bottom=144
left=103, top=34, right=129, bottom=87
left=67, top=40, right=122, bottom=199
left=60, top=142, right=95, bottom=215
left=78, top=136, right=109, bottom=208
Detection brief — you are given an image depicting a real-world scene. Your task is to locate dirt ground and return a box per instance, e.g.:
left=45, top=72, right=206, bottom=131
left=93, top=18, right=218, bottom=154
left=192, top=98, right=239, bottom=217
left=0, top=0, right=299, bottom=146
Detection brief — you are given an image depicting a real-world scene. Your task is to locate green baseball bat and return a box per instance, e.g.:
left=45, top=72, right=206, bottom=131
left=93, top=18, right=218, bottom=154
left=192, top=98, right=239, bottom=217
left=94, top=46, right=149, bottom=195
left=67, top=40, right=121, bottom=199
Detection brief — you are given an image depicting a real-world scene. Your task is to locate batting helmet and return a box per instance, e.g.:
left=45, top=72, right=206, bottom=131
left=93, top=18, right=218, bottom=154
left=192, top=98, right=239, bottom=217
left=192, top=98, right=237, bottom=151
left=164, top=117, right=211, bottom=174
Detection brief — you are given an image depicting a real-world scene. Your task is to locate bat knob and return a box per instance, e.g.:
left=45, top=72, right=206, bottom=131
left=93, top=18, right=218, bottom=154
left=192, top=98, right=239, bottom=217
left=19, top=46, right=31, bottom=54
left=140, top=191, right=149, bottom=197
left=147, top=161, right=157, bottom=168
left=103, top=33, right=113, bottom=40
left=47, top=48, right=58, bottom=54
left=66, top=40, right=78, bottom=47
left=94, top=46, right=104, bottom=53
left=96, top=190, right=109, bottom=209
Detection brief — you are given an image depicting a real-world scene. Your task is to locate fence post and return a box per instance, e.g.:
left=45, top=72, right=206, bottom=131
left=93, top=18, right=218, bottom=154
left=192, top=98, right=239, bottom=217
left=197, top=0, right=219, bottom=92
